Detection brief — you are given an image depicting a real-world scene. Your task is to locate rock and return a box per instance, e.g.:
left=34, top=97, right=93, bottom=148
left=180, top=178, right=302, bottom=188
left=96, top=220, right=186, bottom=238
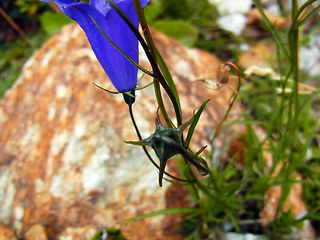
left=300, top=34, right=320, bottom=76
left=57, top=225, right=97, bottom=240
left=24, top=224, right=48, bottom=240
left=246, top=8, right=289, bottom=30
left=208, top=0, right=252, bottom=36
left=217, top=14, right=247, bottom=36
left=223, top=232, right=266, bottom=240
left=0, top=24, right=239, bottom=239
left=260, top=166, right=316, bottom=239
left=239, top=41, right=276, bottom=69
left=208, top=0, right=252, bottom=15
left=0, top=222, right=17, bottom=240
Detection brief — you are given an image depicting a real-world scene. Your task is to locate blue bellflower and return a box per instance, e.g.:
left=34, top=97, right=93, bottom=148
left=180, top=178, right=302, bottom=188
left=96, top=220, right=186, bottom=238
left=41, top=0, right=148, bottom=93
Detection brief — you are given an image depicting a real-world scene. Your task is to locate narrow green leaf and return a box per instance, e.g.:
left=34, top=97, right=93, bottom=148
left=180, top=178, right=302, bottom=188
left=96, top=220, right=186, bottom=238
left=122, top=208, right=201, bottom=223
left=154, top=81, right=174, bottom=128
left=186, top=99, right=210, bottom=147
left=155, top=48, right=182, bottom=118
left=226, top=209, right=240, bottom=231
left=252, top=0, right=289, bottom=59
left=297, top=4, right=320, bottom=28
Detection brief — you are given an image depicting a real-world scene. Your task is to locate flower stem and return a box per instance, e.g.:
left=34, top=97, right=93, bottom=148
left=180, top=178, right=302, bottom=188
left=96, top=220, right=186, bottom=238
left=106, top=0, right=182, bottom=126
left=132, top=0, right=173, bottom=127
left=132, top=0, right=183, bottom=126
left=132, top=0, right=157, bottom=61
left=212, top=62, right=241, bottom=141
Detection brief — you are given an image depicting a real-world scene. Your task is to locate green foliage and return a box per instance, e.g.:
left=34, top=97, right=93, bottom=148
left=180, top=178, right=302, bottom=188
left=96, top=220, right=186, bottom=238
left=92, top=228, right=126, bottom=240
left=0, top=31, right=49, bottom=98
left=143, top=0, right=162, bottom=23
left=186, top=99, right=210, bottom=148
left=302, top=160, right=320, bottom=230
left=177, top=217, right=203, bottom=240
left=152, top=20, right=198, bottom=47
left=145, top=0, right=201, bottom=47
left=265, top=210, right=304, bottom=239
left=39, top=11, right=74, bottom=36
left=15, top=0, right=48, bottom=15
left=0, top=1, right=73, bottom=98
left=145, top=0, right=241, bottom=61
left=159, top=0, right=208, bottom=20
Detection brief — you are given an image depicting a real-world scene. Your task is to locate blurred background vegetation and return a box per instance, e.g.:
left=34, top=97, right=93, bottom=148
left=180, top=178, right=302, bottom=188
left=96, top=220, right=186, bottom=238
left=0, top=0, right=73, bottom=97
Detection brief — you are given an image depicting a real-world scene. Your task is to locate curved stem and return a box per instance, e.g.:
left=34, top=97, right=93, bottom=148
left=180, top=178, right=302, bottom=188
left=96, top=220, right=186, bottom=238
left=212, top=62, right=242, bottom=141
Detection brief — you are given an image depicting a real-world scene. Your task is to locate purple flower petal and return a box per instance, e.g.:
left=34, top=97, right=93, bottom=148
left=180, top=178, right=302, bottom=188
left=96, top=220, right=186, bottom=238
left=56, top=0, right=149, bottom=92
left=52, top=0, right=78, bottom=4
left=89, top=0, right=107, bottom=16
left=50, top=0, right=149, bottom=92
left=141, top=0, right=149, bottom=8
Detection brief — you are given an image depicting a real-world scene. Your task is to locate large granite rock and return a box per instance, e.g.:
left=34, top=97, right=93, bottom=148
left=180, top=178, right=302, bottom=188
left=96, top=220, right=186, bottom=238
left=0, top=24, right=239, bottom=239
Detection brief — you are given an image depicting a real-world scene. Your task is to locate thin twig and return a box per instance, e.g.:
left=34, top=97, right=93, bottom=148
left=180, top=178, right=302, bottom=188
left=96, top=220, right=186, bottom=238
left=0, top=6, right=33, bottom=47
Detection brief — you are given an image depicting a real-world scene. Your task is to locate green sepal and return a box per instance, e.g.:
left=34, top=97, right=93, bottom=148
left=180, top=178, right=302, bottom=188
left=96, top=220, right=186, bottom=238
left=93, top=80, right=153, bottom=96
left=93, top=82, right=119, bottom=94
left=136, top=81, right=154, bottom=90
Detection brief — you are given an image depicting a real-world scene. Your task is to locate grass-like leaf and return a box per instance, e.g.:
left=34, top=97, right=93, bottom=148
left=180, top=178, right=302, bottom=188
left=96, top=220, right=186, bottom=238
left=185, top=99, right=210, bottom=147
left=122, top=208, right=203, bottom=223
left=156, top=48, right=182, bottom=119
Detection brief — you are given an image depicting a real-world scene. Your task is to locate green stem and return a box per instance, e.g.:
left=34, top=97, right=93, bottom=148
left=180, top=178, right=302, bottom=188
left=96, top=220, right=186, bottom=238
left=131, top=0, right=182, bottom=126
left=253, top=0, right=290, bottom=59
left=212, top=63, right=242, bottom=141
left=131, top=0, right=172, bottom=127
left=132, top=0, right=157, bottom=61
left=276, top=0, right=301, bottom=215
left=154, top=80, right=174, bottom=128
left=286, top=0, right=300, bottom=137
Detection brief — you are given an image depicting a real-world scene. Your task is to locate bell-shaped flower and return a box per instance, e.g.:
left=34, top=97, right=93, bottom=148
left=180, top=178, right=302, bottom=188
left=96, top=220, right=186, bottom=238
left=40, top=0, right=149, bottom=93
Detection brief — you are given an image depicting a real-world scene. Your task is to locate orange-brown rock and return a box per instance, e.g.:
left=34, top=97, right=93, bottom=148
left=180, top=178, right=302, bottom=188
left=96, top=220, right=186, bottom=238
left=260, top=164, right=315, bottom=238
left=0, top=222, right=17, bottom=240
left=246, top=8, right=290, bottom=30
left=24, top=224, right=48, bottom=240
left=0, top=24, right=239, bottom=239
left=239, top=41, right=276, bottom=70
